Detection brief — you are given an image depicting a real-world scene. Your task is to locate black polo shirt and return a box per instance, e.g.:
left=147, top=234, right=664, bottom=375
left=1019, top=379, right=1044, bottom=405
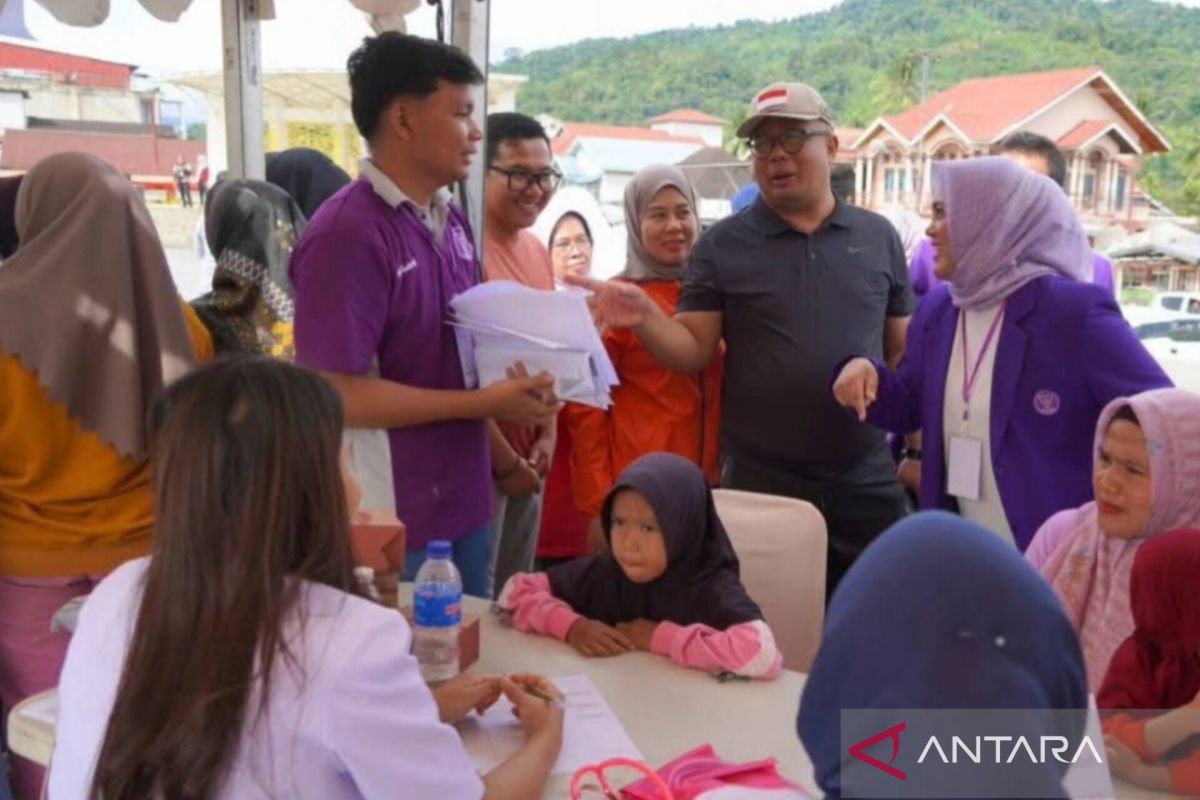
left=678, top=196, right=913, bottom=484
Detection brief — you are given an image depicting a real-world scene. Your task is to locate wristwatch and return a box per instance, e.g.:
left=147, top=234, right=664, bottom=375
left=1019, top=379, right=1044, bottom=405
left=902, top=447, right=923, bottom=462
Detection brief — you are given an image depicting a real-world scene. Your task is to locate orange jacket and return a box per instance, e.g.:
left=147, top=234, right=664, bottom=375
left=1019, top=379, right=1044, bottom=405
left=567, top=279, right=722, bottom=517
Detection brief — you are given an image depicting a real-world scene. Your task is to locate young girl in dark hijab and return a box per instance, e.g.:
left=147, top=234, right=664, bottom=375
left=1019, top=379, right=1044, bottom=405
left=499, top=452, right=780, bottom=678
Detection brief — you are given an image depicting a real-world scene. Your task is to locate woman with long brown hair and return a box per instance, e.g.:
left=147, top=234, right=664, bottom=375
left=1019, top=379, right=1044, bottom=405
left=50, top=358, right=562, bottom=800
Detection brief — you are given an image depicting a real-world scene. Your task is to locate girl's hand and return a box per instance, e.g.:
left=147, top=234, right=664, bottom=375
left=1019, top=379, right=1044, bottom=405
left=566, top=619, right=633, bottom=657
left=615, top=619, right=658, bottom=652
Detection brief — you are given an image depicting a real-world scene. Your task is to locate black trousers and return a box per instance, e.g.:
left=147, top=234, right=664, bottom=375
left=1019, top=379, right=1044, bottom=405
left=721, top=452, right=910, bottom=603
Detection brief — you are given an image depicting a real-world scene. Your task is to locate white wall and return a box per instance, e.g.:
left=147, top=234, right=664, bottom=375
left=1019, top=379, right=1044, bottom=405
left=22, top=85, right=141, bottom=123
left=651, top=120, right=723, bottom=148
left=1018, top=84, right=1141, bottom=146
left=0, top=91, right=25, bottom=130
left=601, top=170, right=633, bottom=209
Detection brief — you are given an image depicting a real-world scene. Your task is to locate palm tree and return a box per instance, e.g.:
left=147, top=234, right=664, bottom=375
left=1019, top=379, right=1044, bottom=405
left=724, top=108, right=751, bottom=159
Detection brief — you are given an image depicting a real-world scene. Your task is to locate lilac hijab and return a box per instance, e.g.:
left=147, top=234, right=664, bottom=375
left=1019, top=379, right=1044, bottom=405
left=932, top=156, right=1091, bottom=310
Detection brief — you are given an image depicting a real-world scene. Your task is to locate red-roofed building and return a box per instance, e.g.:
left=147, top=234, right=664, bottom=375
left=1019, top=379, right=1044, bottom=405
left=0, top=40, right=133, bottom=90
left=0, top=37, right=197, bottom=193
left=1, top=128, right=203, bottom=178
left=550, top=121, right=705, bottom=156
left=648, top=108, right=727, bottom=147
left=545, top=118, right=708, bottom=214
left=849, top=67, right=1170, bottom=226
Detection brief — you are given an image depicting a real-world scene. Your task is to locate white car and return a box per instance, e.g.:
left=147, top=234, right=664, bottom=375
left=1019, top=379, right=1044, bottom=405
left=1134, top=317, right=1200, bottom=393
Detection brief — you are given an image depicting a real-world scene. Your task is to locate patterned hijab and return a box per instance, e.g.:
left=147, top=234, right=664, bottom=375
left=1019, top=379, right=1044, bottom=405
left=0, top=152, right=194, bottom=458
left=932, top=157, right=1091, bottom=310
left=1039, top=389, right=1200, bottom=692
left=191, top=180, right=305, bottom=359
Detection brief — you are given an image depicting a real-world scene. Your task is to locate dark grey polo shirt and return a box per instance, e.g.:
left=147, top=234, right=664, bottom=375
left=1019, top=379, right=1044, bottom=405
left=677, top=197, right=913, bottom=484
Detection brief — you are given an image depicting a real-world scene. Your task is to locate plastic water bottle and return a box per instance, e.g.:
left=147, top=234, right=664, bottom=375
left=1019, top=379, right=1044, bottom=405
left=412, top=540, right=462, bottom=684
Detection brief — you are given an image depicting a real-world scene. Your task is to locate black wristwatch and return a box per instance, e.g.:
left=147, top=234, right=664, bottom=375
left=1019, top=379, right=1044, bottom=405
left=902, top=447, right=923, bottom=462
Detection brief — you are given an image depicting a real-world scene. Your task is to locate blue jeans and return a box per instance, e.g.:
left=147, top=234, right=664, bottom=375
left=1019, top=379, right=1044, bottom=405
left=402, top=522, right=492, bottom=598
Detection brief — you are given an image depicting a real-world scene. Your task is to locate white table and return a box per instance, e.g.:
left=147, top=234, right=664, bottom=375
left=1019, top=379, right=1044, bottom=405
left=8, top=592, right=816, bottom=799
left=460, top=594, right=817, bottom=798
left=10, top=592, right=1160, bottom=799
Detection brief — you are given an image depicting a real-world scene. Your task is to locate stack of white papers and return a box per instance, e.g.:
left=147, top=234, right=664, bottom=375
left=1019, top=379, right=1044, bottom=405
left=457, top=674, right=642, bottom=776
left=450, top=281, right=618, bottom=409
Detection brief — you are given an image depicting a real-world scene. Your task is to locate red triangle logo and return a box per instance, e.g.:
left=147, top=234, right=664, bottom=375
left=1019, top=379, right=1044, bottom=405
left=848, top=721, right=907, bottom=781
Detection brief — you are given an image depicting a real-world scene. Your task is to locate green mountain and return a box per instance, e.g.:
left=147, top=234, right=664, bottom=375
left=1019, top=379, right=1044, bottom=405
left=496, top=0, right=1200, bottom=215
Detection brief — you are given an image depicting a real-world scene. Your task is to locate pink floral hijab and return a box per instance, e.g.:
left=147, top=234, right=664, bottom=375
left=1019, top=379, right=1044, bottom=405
left=1038, top=388, right=1200, bottom=691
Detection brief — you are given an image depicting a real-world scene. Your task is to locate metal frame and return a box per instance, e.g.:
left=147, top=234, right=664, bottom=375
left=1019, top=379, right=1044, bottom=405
left=218, top=0, right=491, bottom=204
left=220, top=0, right=265, bottom=178
left=451, top=0, right=490, bottom=244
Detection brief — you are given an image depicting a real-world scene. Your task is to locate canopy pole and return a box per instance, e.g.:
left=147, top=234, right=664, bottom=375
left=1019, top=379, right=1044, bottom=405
left=451, top=0, right=490, bottom=243
left=221, top=0, right=266, bottom=179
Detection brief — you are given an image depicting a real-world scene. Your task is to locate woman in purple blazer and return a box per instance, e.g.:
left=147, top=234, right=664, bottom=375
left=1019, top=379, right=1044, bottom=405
left=833, top=157, right=1170, bottom=551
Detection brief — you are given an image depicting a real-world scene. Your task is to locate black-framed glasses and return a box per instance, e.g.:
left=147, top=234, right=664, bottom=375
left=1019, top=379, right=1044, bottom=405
left=746, top=128, right=831, bottom=159
left=488, top=166, right=562, bottom=193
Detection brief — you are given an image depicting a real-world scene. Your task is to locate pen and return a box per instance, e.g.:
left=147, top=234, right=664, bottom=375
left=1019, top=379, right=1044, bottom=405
left=522, top=683, right=564, bottom=707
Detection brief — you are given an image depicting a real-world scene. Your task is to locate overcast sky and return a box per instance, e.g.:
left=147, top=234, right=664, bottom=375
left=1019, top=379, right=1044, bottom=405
left=16, top=0, right=856, bottom=74
left=19, top=0, right=1200, bottom=76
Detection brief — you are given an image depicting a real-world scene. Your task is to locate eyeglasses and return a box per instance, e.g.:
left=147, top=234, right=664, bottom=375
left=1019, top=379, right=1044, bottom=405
left=747, top=128, right=831, bottom=159
left=551, top=234, right=592, bottom=251
left=488, top=166, right=562, bottom=193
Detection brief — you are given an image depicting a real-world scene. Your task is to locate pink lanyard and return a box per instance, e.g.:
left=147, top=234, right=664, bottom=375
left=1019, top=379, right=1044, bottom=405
left=960, top=305, right=1005, bottom=425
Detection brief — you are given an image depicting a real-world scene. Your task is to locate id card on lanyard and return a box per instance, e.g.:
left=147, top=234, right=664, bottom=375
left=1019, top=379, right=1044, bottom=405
left=947, top=306, right=1004, bottom=502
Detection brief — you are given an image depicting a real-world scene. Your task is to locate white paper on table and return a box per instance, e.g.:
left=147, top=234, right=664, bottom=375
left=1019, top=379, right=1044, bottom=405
left=456, top=674, right=642, bottom=776
left=20, top=693, right=58, bottom=727
left=1063, top=695, right=1114, bottom=800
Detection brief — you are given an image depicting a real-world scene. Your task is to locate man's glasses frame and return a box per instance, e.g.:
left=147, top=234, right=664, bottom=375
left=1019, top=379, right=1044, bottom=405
left=746, top=128, right=832, bottom=159
left=488, top=166, right=563, bottom=193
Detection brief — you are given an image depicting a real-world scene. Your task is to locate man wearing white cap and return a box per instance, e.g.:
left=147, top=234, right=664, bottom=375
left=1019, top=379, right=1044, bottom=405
left=569, top=82, right=913, bottom=598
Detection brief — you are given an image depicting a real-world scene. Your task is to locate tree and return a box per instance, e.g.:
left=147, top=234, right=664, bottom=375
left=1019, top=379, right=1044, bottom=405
left=187, top=122, right=207, bottom=142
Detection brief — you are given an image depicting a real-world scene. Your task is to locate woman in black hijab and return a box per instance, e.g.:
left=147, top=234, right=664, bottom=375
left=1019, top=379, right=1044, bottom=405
left=265, top=148, right=352, bottom=221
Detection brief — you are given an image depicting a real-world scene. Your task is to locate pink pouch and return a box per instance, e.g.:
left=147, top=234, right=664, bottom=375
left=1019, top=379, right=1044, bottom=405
left=621, top=744, right=800, bottom=800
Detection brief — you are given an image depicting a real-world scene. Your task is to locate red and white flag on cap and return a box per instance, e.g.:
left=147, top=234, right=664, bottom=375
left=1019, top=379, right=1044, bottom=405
left=755, top=88, right=789, bottom=113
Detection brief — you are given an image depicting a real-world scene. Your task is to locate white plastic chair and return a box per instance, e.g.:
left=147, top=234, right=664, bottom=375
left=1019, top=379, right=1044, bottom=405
left=712, top=488, right=827, bottom=672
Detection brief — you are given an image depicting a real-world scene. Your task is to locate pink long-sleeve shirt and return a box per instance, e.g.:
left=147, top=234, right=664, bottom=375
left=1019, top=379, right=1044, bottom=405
left=498, top=573, right=782, bottom=679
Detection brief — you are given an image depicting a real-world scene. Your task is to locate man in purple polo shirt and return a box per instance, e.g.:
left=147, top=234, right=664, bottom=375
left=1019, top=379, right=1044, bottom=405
left=289, top=33, right=556, bottom=597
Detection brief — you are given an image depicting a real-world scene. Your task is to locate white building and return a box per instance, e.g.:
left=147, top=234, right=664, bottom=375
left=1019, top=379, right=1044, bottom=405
left=648, top=108, right=726, bottom=148
left=548, top=119, right=707, bottom=219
